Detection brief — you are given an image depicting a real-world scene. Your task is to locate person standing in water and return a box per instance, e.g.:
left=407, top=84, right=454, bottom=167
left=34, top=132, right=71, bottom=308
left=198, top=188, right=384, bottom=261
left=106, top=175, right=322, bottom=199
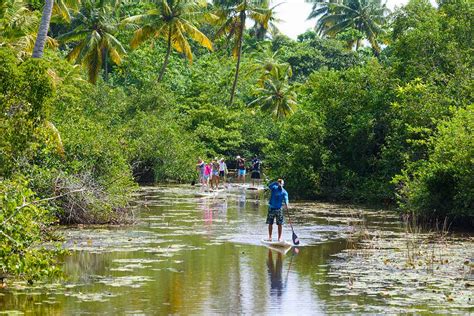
left=219, top=158, right=228, bottom=186
left=203, top=162, right=212, bottom=189
left=196, top=158, right=205, bottom=185
left=212, top=158, right=220, bottom=190
left=236, top=156, right=246, bottom=184
left=266, top=179, right=289, bottom=242
left=251, top=156, right=261, bottom=187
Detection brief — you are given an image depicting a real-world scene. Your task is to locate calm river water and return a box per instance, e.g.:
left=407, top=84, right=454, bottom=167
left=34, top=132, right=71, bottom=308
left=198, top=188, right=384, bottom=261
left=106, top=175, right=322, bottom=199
left=1, top=185, right=473, bottom=314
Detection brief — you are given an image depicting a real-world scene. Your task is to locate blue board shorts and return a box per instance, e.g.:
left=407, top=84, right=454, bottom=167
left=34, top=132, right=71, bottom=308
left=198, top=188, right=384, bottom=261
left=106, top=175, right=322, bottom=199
left=238, top=169, right=246, bottom=176
left=266, top=207, right=284, bottom=225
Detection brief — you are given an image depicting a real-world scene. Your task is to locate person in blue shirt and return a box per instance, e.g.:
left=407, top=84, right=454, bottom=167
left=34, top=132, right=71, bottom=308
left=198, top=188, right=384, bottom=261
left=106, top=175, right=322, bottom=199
left=266, top=179, right=289, bottom=241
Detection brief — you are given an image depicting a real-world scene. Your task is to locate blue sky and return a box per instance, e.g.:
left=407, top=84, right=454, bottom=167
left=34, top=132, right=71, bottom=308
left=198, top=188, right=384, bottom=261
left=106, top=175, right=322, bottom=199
left=273, top=0, right=415, bottom=39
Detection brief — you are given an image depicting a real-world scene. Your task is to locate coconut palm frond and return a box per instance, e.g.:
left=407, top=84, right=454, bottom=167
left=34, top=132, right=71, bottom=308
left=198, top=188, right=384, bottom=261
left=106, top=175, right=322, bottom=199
left=182, top=20, right=213, bottom=51
left=58, top=0, right=126, bottom=83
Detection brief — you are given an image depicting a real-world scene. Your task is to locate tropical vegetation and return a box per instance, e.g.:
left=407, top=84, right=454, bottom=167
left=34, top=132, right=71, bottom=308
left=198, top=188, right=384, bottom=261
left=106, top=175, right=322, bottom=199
left=0, top=0, right=472, bottom=282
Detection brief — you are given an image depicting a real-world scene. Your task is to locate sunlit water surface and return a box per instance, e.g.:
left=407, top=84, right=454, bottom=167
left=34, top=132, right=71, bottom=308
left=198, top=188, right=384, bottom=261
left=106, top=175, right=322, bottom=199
left=1, top=185, right=473, bottom=315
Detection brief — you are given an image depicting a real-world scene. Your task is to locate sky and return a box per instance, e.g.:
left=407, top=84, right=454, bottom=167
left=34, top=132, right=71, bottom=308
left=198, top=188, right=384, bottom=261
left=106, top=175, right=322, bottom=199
left=272, top=0, right=412, bottom=39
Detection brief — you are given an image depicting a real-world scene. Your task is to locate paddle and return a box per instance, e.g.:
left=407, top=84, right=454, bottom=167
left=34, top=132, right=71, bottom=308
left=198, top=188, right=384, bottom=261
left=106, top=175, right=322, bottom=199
left=285, top=206, right=300, bottom=245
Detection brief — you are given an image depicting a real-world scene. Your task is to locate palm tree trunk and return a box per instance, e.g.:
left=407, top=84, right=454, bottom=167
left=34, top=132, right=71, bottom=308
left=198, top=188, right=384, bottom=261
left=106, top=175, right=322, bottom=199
left=103, top=47, right=108, bottom=81
left=355, top=38, right=361, bottom=51
left=369, top=37, right=381, bottom=57
left=158, top=28, right=172, bottom=82
left=229, top=12, right=246, bottom=106
left=32, top=0, right=54, bottom=58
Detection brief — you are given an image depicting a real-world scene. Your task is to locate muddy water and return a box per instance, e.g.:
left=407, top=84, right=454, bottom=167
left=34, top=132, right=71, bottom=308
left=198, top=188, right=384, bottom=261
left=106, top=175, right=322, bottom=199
left=1, top=185, right=473, bottom=314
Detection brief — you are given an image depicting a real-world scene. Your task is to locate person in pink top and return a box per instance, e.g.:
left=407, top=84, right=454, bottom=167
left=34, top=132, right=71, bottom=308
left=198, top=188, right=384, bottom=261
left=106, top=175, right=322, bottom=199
left=203, top=162, right=212, bottom=188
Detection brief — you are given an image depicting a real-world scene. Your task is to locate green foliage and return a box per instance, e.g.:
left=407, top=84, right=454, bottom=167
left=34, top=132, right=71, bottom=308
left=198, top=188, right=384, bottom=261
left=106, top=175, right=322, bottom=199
left=0, top=0, right=472, bottom=284
left=394, top=105, right=474, bottom=224
left=249, top=64, right=297, bottom=120
left=58, top=0, right=126, bottom=83
left=122, top=0, right=214, bottom=82
left=308, top=0, right=389, bottom=54
left=121, top=84, right=202, bottom=182
left=265, top=109, right=327, bottom=198
left=26, top=0, right=44, bottom=11
left=213, top=0, right=274, bottom=104
left=0, top=177, right=63, bottom=282
left=273, top=32, right=363, bottom=81
left=389, top=0, right=473, bottom=82
left=294, top=61, right=395, bottom=201
left=0, top=48, right=55, bottom=176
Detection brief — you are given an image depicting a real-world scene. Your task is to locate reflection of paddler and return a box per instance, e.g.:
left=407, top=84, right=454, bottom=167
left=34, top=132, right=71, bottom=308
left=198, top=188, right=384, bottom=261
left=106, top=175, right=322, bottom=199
left=267, top=249, right=284, bottom=296
left=237, top=191, right=246, bottom=212
left=204, top=206, right=213, bottom=225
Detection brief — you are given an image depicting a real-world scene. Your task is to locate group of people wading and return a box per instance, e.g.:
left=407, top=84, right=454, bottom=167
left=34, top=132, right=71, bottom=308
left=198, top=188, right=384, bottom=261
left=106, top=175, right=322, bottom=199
left=196, top=155, right=263, bottom=189
left=196, top=156, right=289, bottom=242
left=196, top=158, right=228, bottom=190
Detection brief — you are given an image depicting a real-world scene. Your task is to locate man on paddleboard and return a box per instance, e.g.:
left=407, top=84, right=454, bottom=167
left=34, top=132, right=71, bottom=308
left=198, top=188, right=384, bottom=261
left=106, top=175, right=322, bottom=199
left=266, top=179, right=289, bottom=242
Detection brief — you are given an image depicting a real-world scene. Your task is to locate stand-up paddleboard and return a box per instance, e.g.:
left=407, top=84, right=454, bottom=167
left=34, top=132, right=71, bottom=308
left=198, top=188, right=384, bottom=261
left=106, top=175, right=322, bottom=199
left=233, top=183, right=249, bottom=188
left=261, top=239, right=292, bottom=248
left=266, top=245, right=292, bottom=255
left=195, top=188, right=227, bottom=196
left=247, top=186, right=264, bottom=191
left=195, top=192, right=213, bottom=197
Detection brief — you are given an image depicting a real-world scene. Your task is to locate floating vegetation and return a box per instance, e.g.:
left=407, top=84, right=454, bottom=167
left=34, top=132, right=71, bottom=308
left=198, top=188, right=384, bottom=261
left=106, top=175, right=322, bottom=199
left=65, top=291, right=118, bottom=302
left=327, top=232, right=474, bottom=312
left=61, top=229, right=168, bottom=253
left=95, top=275, right=153, bottom=288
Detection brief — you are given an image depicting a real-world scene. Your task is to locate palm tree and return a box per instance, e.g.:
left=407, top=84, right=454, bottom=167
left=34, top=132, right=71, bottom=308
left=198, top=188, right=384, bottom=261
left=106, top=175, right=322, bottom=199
left=306, top=0, right=388, bottom=55
left=250, top=43, right=291, bottom=86
left=32, top=0, right=79, bottom=58
left=249, top=0, right=281, bottom=40
left=306, top=0, right=340, bottom=21
left=214, top=0, right=273, bottom=106
left=58, top=0, right=126, bottom=83
left=123, top=0, right=214, bottom=82
left=249, top=64, right=297, bottom=120
left=0, top=0, right=57, bottom=57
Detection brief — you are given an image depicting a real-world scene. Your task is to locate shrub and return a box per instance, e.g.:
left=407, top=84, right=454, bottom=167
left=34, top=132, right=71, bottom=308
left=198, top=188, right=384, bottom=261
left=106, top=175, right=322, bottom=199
left=394, top=105, right=474, bottom=225
left=0, top=178, right=63, bottom=283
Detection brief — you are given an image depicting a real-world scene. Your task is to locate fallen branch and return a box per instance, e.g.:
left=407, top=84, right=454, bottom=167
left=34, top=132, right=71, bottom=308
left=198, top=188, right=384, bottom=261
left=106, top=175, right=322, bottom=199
left=1, top=188, right=86, bottom=227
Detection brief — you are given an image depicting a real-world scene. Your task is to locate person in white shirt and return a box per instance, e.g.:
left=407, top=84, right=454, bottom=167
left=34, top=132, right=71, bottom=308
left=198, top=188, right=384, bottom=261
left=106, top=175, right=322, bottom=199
left=219, top=158, right=228, bottom=186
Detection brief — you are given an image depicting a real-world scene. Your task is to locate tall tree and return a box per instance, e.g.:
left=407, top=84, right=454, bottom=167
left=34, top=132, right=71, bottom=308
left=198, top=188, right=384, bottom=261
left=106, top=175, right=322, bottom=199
left=249, top=0, right=281, bottom=41
left=214, top=0, right=272, bottom=106
left=31, top=0, right=79, bottom=58
left=58, top=0, right=126, bottom=83
left=0, top=0, right=57, bottom=57
left=32, top=0, right=53, bottom=57
left=306, top=0, right=388, bottom=55
left=250, top=43, right=290, bottom=86
left=123, top=0, right=214, bottom=82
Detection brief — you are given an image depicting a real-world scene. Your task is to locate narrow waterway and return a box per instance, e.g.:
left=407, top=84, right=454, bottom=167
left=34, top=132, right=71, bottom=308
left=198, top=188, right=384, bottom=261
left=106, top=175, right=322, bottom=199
left=1, top=185, right=473, bottom=314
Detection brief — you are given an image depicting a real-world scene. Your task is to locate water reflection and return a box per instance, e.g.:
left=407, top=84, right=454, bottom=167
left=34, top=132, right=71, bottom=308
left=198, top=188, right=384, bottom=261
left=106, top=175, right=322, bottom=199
left=267, top=249, right=284, bottom=297
left=237, top=190, right=246, bottom=212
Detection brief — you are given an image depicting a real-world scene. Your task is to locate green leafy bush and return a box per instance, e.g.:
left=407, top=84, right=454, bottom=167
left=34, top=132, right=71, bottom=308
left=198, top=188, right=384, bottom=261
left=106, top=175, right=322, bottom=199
left=0, top=178, right=63, bottom=282
left=0, top=48, right=55, bottom=176
left=268, top=61, right=396, bottom=201
left=394, top=105, right=474, bottom=225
